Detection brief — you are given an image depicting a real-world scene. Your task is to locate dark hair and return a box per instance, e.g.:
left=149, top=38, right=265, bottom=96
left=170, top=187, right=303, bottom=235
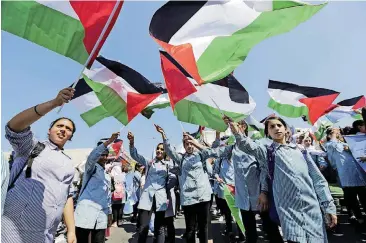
left=342, top=126, right=353, bottom=135
left=304, top=135, right=313, bottom=144
left=352, top=120, right=365, bottom=133
left=49, top=117, right=76, bottom=141
left=264, top=117, right=287, bottom=138
left=156, top=143, right=166, bottom=159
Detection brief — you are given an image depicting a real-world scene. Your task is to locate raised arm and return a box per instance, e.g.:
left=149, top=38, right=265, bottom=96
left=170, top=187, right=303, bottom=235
left=85, top=132, right=119, bottom=174
left=127, top=131, right=149, bottom=167
left=8, top=87, right=74, bottom=133
left=154, top=124, right=183, bottom=164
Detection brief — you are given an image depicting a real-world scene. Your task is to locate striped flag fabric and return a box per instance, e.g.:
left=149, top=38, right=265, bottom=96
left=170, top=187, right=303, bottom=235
left=150, top=0, right=325, bottom=84
left=71, top=61, right=161, bottom=126
left=267, top=80, right=339, bottom=125
left=245, top=115, right=265, bottom=139
left=2, top=1, right=123, bottom=66
left=324, top=95, right=365, bottom=123
left=224, top=184, right=245, bottom=234
left=96, top=56, right=171, bottom=118
left=160, top=50, right=256, bottom=132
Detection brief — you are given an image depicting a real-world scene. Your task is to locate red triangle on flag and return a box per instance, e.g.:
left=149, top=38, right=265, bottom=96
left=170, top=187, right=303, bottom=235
left=299, top=93, right=339, bottom=124
left=127, top=92, right=161, bottom=122
left=353, top=96, right=366, bottom=110
left=160, top=52, right=197, bottom=109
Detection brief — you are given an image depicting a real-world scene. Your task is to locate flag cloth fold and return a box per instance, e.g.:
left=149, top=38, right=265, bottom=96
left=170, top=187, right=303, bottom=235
left=2, top=1, right=123, bottom=66
left=224, top=185, right=245, bottom=234
left=96, top=56, right=170, bottom=118
left=150, top=0, right=325, bottom=84
left=71, top=61, right=160, bottom=126
left=267, top=80, right=339, bottom=125
left=324, top=95, right=365, bottom=123
left=160, top=50, right=256, bottom=132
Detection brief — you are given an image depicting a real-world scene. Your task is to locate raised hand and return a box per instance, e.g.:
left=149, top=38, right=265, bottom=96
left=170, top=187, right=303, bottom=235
left=105, top=132, right=120, bottom=147
left=52, top=87, right=75, bottom=107
left=127, top=131, right=134, bottom=144
left=154, top=124, right=165, bottom=134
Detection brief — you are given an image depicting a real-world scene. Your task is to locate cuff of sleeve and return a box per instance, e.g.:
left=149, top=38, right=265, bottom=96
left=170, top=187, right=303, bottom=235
left=321, top=201, right=337, bottom=215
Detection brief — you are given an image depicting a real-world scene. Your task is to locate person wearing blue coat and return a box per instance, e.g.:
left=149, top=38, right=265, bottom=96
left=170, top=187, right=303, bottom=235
left=325, top=128, right=366, bottom=225
left=212, top=123, right=283, bottom=243
left=127, top=129, right=175, bottom=243
left=156, top=125, right=221, bottom=243
left=224, top=116, right=337, bottom=243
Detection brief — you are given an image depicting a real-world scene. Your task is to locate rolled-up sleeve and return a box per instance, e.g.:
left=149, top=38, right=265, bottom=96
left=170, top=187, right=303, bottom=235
left=5, top=125, right=36, bottom=158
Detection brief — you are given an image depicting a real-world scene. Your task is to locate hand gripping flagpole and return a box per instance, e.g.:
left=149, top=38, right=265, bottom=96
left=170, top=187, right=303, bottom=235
left=57, top=0, right=122, bottom=114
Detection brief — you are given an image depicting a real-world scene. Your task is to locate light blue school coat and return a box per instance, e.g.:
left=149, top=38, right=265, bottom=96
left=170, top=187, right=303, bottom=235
left=235, top=134, right=336, bottom=243
left=129, top=146, right=174, bottom=212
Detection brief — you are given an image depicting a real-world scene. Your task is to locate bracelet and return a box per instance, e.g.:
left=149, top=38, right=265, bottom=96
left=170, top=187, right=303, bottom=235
left=34, top=105, right=43, bottom=116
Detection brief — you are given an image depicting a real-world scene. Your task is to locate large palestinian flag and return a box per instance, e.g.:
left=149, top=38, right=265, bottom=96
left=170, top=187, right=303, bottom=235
left=268, top=80, right=339, bottom=125
left=2, top=1, right=123, bottom=66
left=96, top=56, right=170, bottom=118
left=71, top=62, right=161, bottom=126
left=324, top=95, right=365, bottom=123
left=150, top=0, right=325, bottom=84
left=160, top=50, right=256, bottom=132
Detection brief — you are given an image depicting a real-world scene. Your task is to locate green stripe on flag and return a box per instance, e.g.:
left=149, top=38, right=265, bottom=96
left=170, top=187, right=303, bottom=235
left=2, top=1, right=89, bottom=64
left=268, top=98, right=308, bottom=118
left=84, top=76, right=129, bottom=125
left=196, top=3, right=325, bottom=82
left=224, top=185, right=245, bottom=234
left=174, top=99, right=245, bottom=132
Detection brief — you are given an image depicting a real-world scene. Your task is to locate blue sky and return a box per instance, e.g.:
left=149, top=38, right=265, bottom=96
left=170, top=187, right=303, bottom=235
left=2, top=1, right=366, bottom=158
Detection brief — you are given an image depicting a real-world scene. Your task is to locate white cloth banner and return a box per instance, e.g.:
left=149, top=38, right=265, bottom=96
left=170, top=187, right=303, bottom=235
left=344, top=134, right=366, bottom=172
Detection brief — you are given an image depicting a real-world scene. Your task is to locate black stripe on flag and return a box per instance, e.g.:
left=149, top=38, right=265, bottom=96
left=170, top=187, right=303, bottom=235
left=268, top=80, right=339, bottom=98
left=212, top=75, right=250, bottom=104
left=70, top=78, right=93, bottom=100
left=97, top=56, right=166, bottom=94
left=160, top=50, right=193, bottom=79
left=337, top=95, right=364, bottom=106
left=149, top=1, right=207, bottom=43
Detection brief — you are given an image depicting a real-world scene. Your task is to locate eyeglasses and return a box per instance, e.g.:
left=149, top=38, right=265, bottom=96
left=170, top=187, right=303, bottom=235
left=156, top=148, right=164, bottom=151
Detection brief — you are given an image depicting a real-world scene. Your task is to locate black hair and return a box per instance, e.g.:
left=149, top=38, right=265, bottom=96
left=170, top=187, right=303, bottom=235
left=49, top=117, right=76, bottom=141
left=352, top=120, right=365, bottom=133
left=264, top=117, right=287, bottom=138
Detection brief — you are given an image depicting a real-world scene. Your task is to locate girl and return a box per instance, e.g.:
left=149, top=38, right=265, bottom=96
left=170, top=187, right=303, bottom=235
left=128, top=128, right=174, bottom=243
left=226, top=116, right=337, bottom=243
left=157, top=125, right=218, bottom=243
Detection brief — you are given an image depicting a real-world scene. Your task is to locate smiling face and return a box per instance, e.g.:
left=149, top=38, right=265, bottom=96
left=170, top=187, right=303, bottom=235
left=267, top=119, right=286, bottom=143
left=48, top=119, right=74, bottom=148
left=156, top=143, right=165, bottom=160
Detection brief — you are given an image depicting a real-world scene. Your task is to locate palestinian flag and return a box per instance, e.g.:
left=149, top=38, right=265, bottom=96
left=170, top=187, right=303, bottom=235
left=160, top=51, right=256, bottom=132
left=245, top=115, right=265, bottom=139
left=268, top=80, right=339, bottom=125
left=2, top=1, right=123, bottom=66
left=224, top=185, right=245, bottom=234
left=311, top=118, right=333, bottom=141
left=96, top=56, right=170, bottom=118
left=99, top=138, right=123, bottom=158
left=71, top=62, right=161, bottom=126
left=324, top=96, right=365, bottom=123
left=150, top=0, right=325, bottom=84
